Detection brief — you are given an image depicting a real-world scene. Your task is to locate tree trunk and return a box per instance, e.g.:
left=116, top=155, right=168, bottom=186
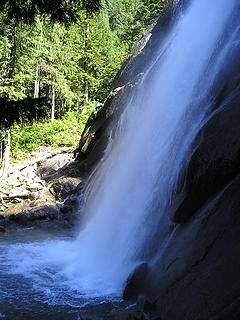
left=0, top=17, right=17, bottom=177
left=34, top=65, right=40, bottom=98
left=51, top=85, right=55, bottom=122
left=0, top=128, right=11, bottom=178
left=83, top=71, right=89, bottom=108
left=8, top=17, right=17, bottom=79
left=83, top=23, right=90, bottom=109
left=0, top=140, right=3, bottom=167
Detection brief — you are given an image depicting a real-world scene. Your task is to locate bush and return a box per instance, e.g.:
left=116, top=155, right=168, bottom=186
left=11, top=104, right=96, bottom=164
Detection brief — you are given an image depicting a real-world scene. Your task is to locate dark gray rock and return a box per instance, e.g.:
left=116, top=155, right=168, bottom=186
left=145, top=174, right=240, bottom=320
left=49, top=177, right=80, bottom=201
left=8, top=205, right=59, bottom=225
left=37, top=153, right=73, bottom=180
left=123, top=263, right=149, bottom=301
left=172, top=90, right=240, bottom=223
left=0, top=226, right=6, bottom=233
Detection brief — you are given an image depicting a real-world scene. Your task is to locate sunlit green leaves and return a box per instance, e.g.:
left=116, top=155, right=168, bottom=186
left=0, top=0, right=167, bottom=111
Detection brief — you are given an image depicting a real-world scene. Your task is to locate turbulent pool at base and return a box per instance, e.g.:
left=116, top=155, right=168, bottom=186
left=0, top=230, right=123, bottom=319
left=0, top=0, right=239, bottom=318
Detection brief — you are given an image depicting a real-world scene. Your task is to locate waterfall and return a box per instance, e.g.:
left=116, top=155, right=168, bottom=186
left=0, top=0, right=239, bottom=307
left=65, top=0, right=238, bottom=295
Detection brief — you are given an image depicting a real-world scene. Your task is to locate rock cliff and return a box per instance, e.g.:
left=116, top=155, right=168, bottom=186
left=75, top=1, right=240, bottom=319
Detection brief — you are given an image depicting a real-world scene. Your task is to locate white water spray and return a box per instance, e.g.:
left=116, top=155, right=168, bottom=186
left=0, top=0, right=239, bottom=307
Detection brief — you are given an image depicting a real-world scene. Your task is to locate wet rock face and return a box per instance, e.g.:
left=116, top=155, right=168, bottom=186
left=146, top=174, right=240, bottom=320
left=172, top=91, right=240, bottom=224
left=148, top=86, right=240, bottom=319
left=123, top=263, right=149, bottom=301
left=144, top=26, right=240, bottom=318
left=168, top=18, right=240, bottom=224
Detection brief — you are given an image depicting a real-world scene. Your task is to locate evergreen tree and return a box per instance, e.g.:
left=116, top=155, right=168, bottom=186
left=0, top=0, right=101, bottom=176
left=0, top=0, right=168, bottom=175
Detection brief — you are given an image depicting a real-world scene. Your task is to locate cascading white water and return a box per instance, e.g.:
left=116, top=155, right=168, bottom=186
left=0, top=0, right=239, bottom=308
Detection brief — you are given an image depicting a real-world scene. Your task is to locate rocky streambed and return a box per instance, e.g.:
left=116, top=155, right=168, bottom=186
left=0, top=147, right=83, bottom=232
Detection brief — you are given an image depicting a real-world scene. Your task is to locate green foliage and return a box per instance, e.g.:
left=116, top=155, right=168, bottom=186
left=0, top=0, right=168, bottom=165
left=0, top=0, right=101, bottom=23
left=107, top=0, right=166, bottom=45
left=0, top=0, right=167, bottom=106
left=11, top=104, right=96, bottom=163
